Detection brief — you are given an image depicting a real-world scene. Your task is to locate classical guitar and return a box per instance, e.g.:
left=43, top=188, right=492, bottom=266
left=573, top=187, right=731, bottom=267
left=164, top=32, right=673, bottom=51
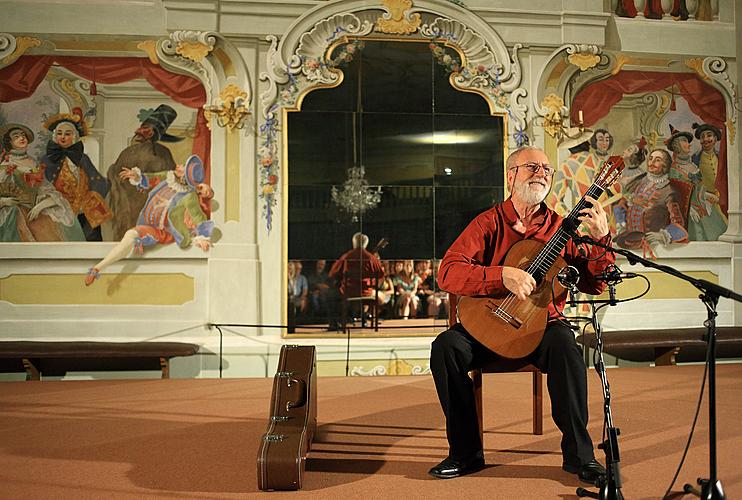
left=456, top=156, right=625, bottom=359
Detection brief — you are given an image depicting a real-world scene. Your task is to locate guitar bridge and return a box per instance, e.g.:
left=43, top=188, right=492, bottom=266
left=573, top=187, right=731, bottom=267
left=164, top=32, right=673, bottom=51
left=487, top=303, right=522, bottom=329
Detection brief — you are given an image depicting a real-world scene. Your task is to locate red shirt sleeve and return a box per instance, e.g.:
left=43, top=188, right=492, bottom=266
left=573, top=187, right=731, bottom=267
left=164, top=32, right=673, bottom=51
left=437, top=210, right=505, bottom=296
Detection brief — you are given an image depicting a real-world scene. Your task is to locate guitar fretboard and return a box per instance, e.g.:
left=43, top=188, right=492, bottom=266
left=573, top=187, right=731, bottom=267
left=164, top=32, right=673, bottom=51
left=527, top=183, right=605, bottom=283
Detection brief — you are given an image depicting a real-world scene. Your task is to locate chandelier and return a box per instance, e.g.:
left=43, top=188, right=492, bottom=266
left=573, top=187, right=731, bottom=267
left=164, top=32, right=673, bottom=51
left=331, top=165, right=382, bottom=222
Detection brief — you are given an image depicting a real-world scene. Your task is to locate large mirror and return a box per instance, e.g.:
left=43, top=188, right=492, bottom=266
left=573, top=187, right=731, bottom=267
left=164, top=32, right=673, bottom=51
left=286, top=39, right=506, bottom=336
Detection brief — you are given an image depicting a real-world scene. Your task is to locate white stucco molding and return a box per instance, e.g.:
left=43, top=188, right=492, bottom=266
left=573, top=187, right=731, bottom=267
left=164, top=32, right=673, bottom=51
left=257, top=0, right=528, bottom=231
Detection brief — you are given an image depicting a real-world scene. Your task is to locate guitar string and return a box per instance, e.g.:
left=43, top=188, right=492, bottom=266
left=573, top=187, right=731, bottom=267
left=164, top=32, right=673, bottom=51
left=495, top=183, right=606, bottom=318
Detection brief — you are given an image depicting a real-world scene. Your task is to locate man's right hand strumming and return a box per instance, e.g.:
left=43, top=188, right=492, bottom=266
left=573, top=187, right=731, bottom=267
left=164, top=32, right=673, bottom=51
left=502, top=266, right=536, bottom=301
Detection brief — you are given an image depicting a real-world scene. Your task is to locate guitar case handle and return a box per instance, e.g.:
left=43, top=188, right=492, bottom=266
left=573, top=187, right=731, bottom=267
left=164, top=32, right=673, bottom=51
left=285, top=377, right=307, bottom=411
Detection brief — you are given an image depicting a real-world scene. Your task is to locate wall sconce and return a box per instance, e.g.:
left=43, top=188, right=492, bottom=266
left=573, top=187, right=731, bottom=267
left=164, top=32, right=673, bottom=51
left=539, top=94, right=593, bottom=149
left=204, top=84, right=250, bottom=130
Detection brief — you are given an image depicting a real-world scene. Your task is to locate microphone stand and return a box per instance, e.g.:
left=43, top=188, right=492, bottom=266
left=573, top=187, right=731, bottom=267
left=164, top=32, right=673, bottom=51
left=567, top=278, right=624, bottom=500
left=573, top=234, right=742, bottom=500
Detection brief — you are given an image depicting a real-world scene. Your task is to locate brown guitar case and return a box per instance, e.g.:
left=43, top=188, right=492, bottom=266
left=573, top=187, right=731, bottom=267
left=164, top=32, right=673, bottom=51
left=257, top=345, right=317, bottom=491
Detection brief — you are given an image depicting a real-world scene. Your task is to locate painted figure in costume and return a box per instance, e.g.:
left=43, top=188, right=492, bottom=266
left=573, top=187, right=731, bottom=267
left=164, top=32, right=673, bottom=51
left=690, top=122, right=727, bottom=240
left=614, top=148, right=688, bottom=250
left=665, top=124, right=726, bottom=241
left=618, top=137, right=647, bottom=193
left=0, top=123, right=84, bottom=241
left=547, top=129, right=618, bottom=216
left=84, top=155, right=214, bottom=286
left=41, top=110, right=112, bottom=241
left=107, top=104, right=182, bottom=240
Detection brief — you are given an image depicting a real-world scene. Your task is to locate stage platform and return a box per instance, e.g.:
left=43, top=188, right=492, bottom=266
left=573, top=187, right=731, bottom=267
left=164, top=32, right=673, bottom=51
left=1, top=364, right=740, bottom=499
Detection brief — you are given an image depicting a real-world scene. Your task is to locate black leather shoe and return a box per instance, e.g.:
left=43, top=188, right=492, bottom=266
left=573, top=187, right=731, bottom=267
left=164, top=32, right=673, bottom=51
left=563, top=459, right=607, bottom=485
left=428, top=455, right=485, bottom=479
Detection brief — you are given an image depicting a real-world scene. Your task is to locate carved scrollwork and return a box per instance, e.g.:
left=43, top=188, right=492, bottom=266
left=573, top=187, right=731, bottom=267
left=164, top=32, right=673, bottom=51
left=296, top=14, right=373, bottom=84
left=0, top=34, right=41, bottom=68
left=0, top=33, right=17, bottom=63
left=701, top=57, right=737, bottom=134
left=156, top=31, right=217, bottom=87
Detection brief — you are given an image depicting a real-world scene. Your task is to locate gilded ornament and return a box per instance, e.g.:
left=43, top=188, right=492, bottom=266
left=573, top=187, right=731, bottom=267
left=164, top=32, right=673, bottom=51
left=685, top=58, right=710, bottom=81
left=567, top=52, right=600, bottom=72
left=611, top=53, right=630, bottom=75
left=137, top=40, right=159, bottom=65
left=2, top=36, right=41, bottom=65
left=176, top=41, right=213, bottom=62
left=204, top=83, right=250, bottom=131
left=375, top=0, right=422, bottom=35
left=541, top=94, right=565, bottom=138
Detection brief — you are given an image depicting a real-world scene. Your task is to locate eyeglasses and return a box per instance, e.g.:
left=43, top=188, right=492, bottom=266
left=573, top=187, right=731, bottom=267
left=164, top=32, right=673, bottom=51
left=510, top=162, right=554, bottom=176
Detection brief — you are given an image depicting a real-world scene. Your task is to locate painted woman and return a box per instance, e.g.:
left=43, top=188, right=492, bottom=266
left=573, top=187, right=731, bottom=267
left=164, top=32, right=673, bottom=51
left=0, top=123, right=84, bottom=241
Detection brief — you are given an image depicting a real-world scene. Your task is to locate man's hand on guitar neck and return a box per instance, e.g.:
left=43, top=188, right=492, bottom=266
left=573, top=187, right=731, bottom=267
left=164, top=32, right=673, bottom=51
left=502, top=266, right=536, bottom=301
left=578, top=195, right=609, bottom=240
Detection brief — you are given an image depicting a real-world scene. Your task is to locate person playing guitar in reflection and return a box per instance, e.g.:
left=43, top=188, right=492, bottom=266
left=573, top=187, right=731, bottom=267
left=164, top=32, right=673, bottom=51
left=429, top=146, right=615, bottom=486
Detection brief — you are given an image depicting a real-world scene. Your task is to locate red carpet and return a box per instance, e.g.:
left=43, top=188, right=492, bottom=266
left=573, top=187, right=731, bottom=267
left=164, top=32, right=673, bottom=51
left=0, top=364, right=740, bottom=499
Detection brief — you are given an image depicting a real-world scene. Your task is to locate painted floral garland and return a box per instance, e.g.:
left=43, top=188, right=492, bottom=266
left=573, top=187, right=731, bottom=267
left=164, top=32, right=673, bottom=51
left=258, top=40, right=365, bottom=231
left=428, top=41, right=528, bottom=146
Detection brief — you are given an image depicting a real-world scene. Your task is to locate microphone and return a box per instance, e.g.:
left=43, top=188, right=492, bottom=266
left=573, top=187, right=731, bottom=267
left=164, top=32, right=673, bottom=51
left=594, top=265, right=638, bottom=281
left=557, top=265, right=580, bottom=290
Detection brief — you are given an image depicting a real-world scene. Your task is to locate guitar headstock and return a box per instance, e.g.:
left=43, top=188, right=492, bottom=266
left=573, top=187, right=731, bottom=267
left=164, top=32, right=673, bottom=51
left=595, top=155, right=625, bottom=189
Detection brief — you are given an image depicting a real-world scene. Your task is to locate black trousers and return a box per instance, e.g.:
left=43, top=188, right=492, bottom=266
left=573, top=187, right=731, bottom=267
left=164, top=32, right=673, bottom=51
left=430, top=321, right=594, bottom=467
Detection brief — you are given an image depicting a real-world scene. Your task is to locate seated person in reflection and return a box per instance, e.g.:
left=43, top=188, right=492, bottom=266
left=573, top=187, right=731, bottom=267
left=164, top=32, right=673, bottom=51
left=429, top=146, right=614, bottom=485
left=394, top=259, right=420, bottom=319
left=308, top=259, right=332, bottom=322
left=376, top=260, right=395, bottom=316
left=415, top=259, right=433, bottom=317
left=420, top=259, right=448, bottom=319
left=329, top=232, right=385, bottom=319
left=288, top=260, right=309, bottom=330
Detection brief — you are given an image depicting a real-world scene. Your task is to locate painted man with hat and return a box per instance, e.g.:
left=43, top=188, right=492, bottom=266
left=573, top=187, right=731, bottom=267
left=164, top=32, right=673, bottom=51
left=691, top=122, right=727, bottom=240
left=84, top=155, right=214, bottom=286
left=41, top=109, right=112, bottom=241
left=107, top=104, right=183, bottom=240
left=666, top=123, right=726, bottom=240
left=0, top=122, right=84, bottom=241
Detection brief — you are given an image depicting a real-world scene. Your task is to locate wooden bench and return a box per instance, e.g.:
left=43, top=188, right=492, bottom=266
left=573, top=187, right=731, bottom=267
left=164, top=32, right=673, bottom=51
left=576, top=327, right=742, bottom=366
left=0, top=341, right=200, bottom=380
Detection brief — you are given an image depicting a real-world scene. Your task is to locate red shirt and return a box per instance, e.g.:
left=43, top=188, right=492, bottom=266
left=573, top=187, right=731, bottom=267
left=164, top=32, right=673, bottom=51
left=438, top=198, right=615, bottom=319
left=329, top=247, right=385, bottom=297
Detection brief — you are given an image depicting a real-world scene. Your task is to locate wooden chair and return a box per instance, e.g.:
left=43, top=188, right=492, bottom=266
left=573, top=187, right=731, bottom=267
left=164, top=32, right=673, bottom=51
left=341, top=277, right=380, bottom=332
left=447, top=293, right=544, bottom=441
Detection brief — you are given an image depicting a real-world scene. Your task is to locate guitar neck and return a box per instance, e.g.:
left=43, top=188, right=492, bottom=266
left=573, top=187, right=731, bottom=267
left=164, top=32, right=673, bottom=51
left=527, top=183, right=606, bottom=280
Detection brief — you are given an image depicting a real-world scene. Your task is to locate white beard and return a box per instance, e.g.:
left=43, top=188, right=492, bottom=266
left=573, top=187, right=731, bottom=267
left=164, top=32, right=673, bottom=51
left=512, top=179, right=549, bottom=206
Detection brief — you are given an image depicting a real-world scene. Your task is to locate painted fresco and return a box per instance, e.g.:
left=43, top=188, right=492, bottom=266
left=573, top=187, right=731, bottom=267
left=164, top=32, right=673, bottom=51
left=546, top=70, right=728, bottom=251
left=0, top=56, right=215, bottom=263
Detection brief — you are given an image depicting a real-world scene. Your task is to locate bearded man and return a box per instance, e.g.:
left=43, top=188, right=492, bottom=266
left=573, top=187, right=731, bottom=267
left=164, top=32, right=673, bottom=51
left=107, top=104, right=183, bottom=240
left=428, top=146, right=614, bottom=487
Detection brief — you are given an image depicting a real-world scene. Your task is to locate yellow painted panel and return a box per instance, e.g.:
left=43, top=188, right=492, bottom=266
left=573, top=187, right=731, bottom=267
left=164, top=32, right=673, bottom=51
left=317, top=358, right=431, bottom=376
left=213, top=48, right=236, bottom=77
left=0, top=274, right=194, bottom=305
left=596, top=271, right=719, bottom=300
left=225, top=127, right=240, bottom=222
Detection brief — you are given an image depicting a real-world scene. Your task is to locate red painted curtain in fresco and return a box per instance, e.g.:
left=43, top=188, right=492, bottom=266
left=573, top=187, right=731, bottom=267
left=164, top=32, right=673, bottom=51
left=0, top=55, right=210, bottom=181
left=570, top=71, right=728, bottom=213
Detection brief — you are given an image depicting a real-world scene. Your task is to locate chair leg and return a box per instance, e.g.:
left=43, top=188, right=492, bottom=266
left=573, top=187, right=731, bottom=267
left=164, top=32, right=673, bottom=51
left=470, top=369, right=483, bottom=444
left=533, top=370, right=543, bottom=435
